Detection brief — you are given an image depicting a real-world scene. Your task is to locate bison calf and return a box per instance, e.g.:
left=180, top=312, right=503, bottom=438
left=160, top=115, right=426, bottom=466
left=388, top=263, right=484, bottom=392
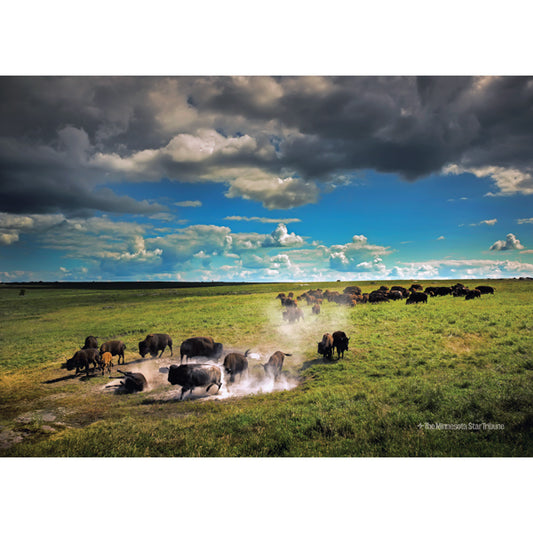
left=99, top=351, right=114, bottom=375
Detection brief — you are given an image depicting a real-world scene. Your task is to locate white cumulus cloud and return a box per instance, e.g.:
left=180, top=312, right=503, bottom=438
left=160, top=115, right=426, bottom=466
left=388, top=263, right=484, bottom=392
left=489, top=233, right=525, bottom=251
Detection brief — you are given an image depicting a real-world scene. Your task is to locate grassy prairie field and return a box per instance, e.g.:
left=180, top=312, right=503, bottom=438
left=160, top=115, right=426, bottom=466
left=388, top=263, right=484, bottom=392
left=0, top=279, right=532, bottom=457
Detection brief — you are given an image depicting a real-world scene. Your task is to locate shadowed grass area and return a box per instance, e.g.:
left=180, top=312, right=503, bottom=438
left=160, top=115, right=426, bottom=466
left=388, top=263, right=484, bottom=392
left=0, top=279, right=532, bottom=456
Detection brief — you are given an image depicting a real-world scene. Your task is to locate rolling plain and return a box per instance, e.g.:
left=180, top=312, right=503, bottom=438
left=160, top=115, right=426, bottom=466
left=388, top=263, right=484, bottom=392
left=0, top=279, right=531, bottom=457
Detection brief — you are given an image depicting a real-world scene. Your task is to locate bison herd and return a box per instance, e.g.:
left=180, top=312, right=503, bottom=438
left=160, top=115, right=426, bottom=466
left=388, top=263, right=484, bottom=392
left=62, top=332, right=294, bottom=400
left=276, top=283, right=495, bottom=317
left=59, top=282, right=495, bottom=399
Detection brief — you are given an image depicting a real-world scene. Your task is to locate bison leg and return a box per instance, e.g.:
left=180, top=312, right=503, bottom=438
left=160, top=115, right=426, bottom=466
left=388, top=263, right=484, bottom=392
left=206, top=381, right=222, bottom=393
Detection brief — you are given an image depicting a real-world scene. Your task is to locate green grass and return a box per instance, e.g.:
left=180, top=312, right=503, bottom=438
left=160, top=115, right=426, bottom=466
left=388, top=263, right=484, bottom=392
left=0, top=279, right=532, bottom=456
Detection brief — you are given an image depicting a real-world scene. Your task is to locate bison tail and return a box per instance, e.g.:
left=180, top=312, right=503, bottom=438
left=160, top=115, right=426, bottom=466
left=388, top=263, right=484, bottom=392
left=244, top=349, right=251, bottom=357
left=285, top=353, right=293, bottom=357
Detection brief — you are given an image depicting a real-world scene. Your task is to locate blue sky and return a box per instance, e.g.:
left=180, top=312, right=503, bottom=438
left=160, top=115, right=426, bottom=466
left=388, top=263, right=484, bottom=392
left=0, top=77, right=532, bottom=282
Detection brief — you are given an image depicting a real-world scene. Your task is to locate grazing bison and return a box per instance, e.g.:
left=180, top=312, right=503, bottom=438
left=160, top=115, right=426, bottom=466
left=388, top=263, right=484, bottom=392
left=223, top=350, right=250, bottom=383
left=343, top=286, right=362, bottom=295
left=410, top=284, right=423, bottom=292
left=465, top=289, right=481, bottom=300
left=391, top=286, right=409, bottom=298
left=475, top=285, right=495, bottom=295
left=312, top=303, right=320, bottom=315
left=318, top=333, right=334, bottom=359
left=387, top=290, right=404, bottom=301
left=100, top=340, right=126, bottom=365
left=452, top=287, right=468, bottom=297
left=168, top=364, right=222, bottom=400
left=65, top=348, right=100, bottom=376
left=117, top=369, right=147, bottom=393
left=263, top=351, right=292, bottom=380
left=99, top=351, right=114, bottom=375
left=406, top=292, right=428, bottom=304
left=82, top=335, right=98, bottom=350
left=434, top=286, right=452, bottom=296
left=332, top=331, right=349, bottom=359
left=180, top=336, right=223, bottom=364
left=369, top=291, right=390, bottom=303
left=139, top=333, right=173, bottom=358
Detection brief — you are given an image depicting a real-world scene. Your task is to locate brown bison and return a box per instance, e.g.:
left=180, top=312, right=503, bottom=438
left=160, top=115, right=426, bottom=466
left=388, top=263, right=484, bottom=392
left=138, top=333, right=173, bottom=358
left=223, top=350, right=250, bottom=383
left=343, top=286, right=362, bottom=295
left=65, top=348, right=100, bottom=376
left=312, top=303, right=320, bottom=315
left=82, top=335, right=98, bottom=350
left=318, top=333, right=334, bottom=359
left=99, top=351, right=114, bottom=375
left=117, top=369, right=147, bottom=393
left=100, top=340, right=126, bottom=365
left=283, top=307, right=304, bottom=323
left=180, top=336, right=223, bottom=364
left=332, top=331, right=349, bottom=359
left=406, top=292, right=428, bottom=304
left=168, top=364, right=222, bottom=400
left=263, top=351, right=292, bottom=380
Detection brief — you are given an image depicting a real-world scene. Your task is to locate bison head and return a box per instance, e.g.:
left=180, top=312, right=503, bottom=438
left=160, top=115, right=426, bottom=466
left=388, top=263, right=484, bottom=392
left=138, top=340, right=148, bottom=357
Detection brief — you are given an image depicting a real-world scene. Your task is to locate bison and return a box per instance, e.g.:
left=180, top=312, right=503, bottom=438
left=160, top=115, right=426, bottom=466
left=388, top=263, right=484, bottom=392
left=223, top=350, right=250, bottom=383
left=406, top=292, right=428, bottom=304
left=343, top=286, right=362, bottom=295
left=263, top=351, right=292, bottom=380
left=312, top=303, right=320, bottom=315
left=138, top=333, right=173, bottom=358
left=465, top=289, right=481, bottom=300
left=180, top=336, right=223, bottom=364
left=100, top=340, right=126, bottom=365
left=99, top=351, right=114, bottom=375
left=117, top=369, right=147, bottom=393
left=283, top=307, right=304, bottom=323
left=332, top=331, right=349, bottom=359
left=82, top=335, right=98, bottom=350
left=475, top=285, right=495, bottom=295
left=168, top=364, right=222, bottom=400
left=318, top=333, right=334, bottom=359
left=369, top=291, right=390, bottom=303
left=65, top=348, right=100, bottom=376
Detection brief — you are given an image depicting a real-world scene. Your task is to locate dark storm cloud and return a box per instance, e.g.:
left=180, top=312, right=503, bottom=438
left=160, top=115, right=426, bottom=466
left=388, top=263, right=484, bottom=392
left=196, top=76, right=533, bottom=181
left=1, top=76, right=533, bottom=217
